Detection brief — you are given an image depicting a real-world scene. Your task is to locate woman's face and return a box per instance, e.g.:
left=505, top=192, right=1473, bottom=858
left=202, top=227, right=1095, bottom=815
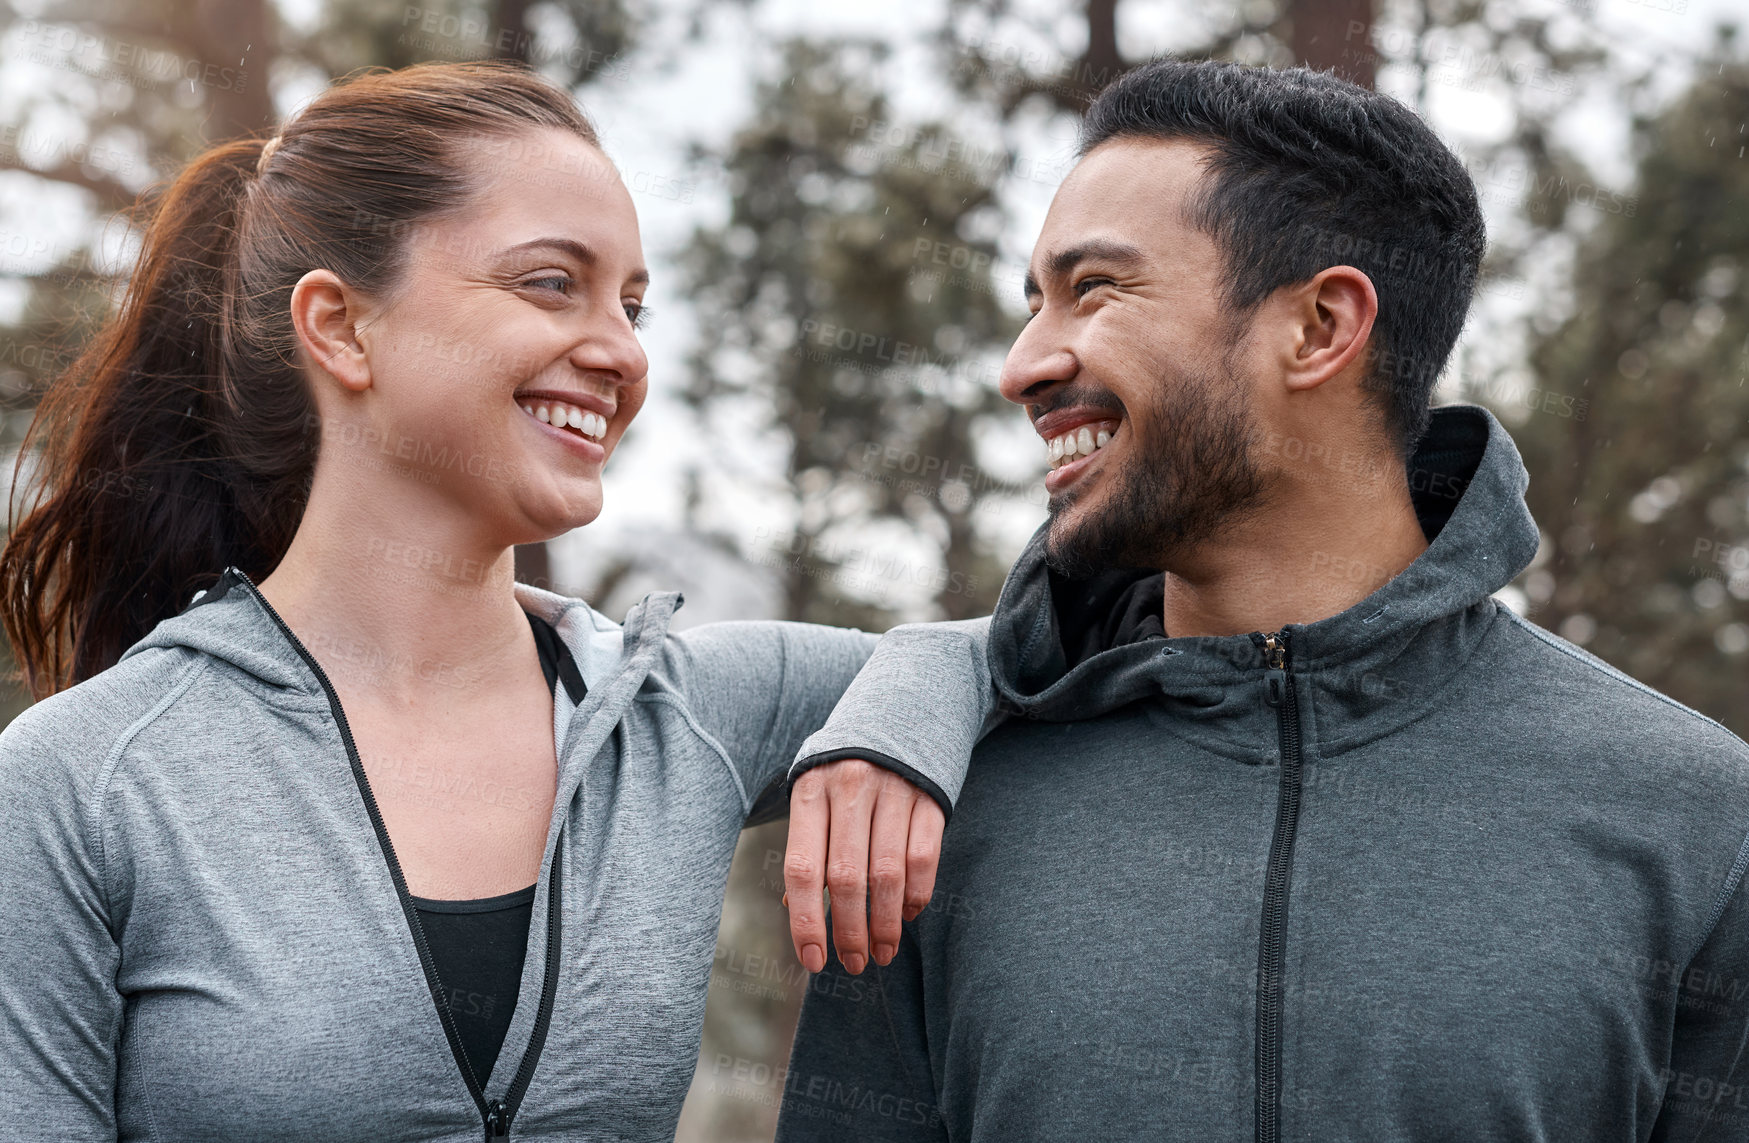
left=343, top=126, right=650, bottom=547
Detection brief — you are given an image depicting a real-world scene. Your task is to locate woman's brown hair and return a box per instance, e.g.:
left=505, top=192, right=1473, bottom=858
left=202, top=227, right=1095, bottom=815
left=0, top=60, right=599, bottom=698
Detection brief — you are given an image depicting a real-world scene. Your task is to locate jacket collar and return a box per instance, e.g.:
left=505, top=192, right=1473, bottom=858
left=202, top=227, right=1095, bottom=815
left=119, top=567, right=684, bottom=704
left=988, top=403, right=1541, bottom=758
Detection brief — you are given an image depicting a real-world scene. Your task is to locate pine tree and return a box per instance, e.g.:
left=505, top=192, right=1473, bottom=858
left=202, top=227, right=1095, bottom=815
left=1504, top=34, right=1749, bottom=734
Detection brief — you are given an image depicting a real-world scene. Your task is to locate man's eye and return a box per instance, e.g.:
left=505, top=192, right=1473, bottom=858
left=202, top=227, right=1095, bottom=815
left=625, top=301, right=651, bottom=329
left=1073, top=276, right=1115, bottom=297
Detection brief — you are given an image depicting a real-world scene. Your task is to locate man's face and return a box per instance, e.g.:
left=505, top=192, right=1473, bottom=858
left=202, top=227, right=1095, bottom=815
left=1001, top=136, right=1268, bottom=578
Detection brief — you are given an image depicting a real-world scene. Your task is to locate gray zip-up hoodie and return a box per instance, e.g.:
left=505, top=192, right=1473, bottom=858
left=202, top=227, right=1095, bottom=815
left=777, top=403, right=1749, bottom=1142
left=0, top=569, right=984, bottom=1142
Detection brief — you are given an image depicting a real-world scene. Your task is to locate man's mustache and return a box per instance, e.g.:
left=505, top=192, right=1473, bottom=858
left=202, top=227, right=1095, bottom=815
left=1029, top=384, right=1127, bottom=424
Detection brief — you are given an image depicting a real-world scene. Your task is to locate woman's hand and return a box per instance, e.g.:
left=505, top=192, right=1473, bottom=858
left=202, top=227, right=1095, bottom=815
left=783, top=759, right=946, bottom=975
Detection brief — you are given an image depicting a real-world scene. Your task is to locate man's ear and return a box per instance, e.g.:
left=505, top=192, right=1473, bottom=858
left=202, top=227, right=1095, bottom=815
left=289, top=269, right=374, bottom=393
left=1280, top=265, right=1378, bottom=394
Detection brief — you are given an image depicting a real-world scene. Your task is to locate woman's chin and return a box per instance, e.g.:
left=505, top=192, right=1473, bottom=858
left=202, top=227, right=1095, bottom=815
left=490, top=469, right=607, bottom=549
left=525, top=492, right=604, bottom=537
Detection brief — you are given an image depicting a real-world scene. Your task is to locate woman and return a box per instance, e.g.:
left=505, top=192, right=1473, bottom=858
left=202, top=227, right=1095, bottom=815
left=0, top=61, right=984, bottom=1140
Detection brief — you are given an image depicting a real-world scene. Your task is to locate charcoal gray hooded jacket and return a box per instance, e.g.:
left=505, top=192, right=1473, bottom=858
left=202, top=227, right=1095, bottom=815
left=0, top=569, right=984, bottom=1142
left=777, top=403, right=1749, bottom=1142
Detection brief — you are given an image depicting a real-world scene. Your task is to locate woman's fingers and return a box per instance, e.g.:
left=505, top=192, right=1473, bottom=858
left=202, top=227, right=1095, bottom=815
left=783, top=771, right=832, bottom=973
left=823, top=763, right=878, bottom=974
left=903, top=794, right=946, bottom=922
left=782, top=760, right=942, bottom=975
left=866, top=773, right=915, bottom=965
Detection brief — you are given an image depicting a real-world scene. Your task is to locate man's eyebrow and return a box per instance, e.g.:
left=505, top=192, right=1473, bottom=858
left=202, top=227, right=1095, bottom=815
left=501, top=237, right=650, bottom=286
left=1024, top=239, right=1147, bottom=300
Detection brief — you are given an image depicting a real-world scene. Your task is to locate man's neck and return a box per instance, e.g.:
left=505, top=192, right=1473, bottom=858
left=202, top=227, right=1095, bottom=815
left=1158, top=467, right=1429, bottom=639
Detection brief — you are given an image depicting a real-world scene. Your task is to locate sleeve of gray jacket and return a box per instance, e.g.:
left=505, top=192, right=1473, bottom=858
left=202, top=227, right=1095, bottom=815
left=776, top=927, right=947, bottom=1142
left=666, top=620, right=877, bottom=824
left=786, top=615, right=1001, bottom=821
left=1650, top=839, right=1749, bottom=1142
left=0, top=701, right=123, bottom=1139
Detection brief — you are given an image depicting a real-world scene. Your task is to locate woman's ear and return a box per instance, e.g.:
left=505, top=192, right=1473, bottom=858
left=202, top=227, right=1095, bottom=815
left=289, top=269, right=374, bottom=393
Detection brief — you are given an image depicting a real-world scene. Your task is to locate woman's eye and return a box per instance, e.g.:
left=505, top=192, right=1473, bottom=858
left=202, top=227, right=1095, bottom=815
left=526, top=275, right=572, bottom=295
left=625, top=301, right=651, bottom=330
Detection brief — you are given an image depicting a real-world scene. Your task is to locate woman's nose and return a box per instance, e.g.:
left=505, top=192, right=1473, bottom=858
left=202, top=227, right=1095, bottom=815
left=570, top=313, right=648, bottom=390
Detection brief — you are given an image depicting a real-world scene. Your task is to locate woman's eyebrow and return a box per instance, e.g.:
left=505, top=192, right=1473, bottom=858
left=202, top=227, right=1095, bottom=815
left=499, top=237, right=650, bottom=286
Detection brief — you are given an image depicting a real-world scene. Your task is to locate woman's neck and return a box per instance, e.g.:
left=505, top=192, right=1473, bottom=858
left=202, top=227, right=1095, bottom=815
left=255, top=475, right=544, bottom=707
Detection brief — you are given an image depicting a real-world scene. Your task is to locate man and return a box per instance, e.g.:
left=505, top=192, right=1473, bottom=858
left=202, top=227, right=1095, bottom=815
left=775, top=59, right=1749, bottom=1141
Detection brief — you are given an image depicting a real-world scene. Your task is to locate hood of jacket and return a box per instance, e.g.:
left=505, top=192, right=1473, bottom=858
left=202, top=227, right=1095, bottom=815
left=988, top=403, right=1542, bottom=760
left=114, top=565, right=681, bottom=712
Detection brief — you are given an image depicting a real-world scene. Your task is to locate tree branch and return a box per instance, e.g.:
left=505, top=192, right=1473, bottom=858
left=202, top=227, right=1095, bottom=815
left=0, top=155, right=140, bottom=215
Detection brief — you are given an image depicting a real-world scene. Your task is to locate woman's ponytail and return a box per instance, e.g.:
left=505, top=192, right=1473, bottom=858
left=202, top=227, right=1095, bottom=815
left=0, top=60, right=599, bottom=698
left=0, top=136, right=298, bottom=697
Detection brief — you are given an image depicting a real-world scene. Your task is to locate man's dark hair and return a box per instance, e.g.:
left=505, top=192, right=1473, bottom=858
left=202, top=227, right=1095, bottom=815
left=1080, top=59, right=1487, bottom=458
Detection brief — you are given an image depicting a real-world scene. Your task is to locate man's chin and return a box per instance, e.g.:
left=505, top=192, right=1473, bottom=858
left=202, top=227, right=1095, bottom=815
left=1043, top=507, right=1119, bottom=580
left=1043, top=485, right=1175, bottom=579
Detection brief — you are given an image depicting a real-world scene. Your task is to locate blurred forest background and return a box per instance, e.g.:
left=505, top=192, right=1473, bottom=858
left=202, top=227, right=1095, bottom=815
left=0, top=0, right=1744, bottom=1137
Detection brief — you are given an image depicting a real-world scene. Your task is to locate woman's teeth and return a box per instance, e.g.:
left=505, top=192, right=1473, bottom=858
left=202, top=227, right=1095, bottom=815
left=1047, top=423, right=1115, bottom=469
left=521, top=399, right=607, bottom=442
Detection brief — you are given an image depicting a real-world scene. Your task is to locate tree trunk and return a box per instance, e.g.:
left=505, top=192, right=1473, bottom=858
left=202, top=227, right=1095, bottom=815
left=1287, top=0, right=1376, bottom=89
left=1084, top=0, right=1124, bottom=90
left=491, top=0, right=534, bottom=62
left=191, top=0, right=279, bottom=138
left=514, top=542, right=553, bottom=591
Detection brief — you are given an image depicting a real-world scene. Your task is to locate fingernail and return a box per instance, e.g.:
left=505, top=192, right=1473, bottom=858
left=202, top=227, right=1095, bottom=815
left=874, top=943, right=895, bottom=964
left=802, top=944, right=824, bottom=973
left=843, top=952, right=866, bottom=974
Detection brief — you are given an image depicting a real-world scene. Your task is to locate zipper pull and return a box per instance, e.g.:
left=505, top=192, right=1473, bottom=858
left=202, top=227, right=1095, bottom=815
left=484, top=1099, right=509, bottom=1139
left=1262, top=631, right=1289, bottom=672
left=1263, top=631, right=1289, bottom=707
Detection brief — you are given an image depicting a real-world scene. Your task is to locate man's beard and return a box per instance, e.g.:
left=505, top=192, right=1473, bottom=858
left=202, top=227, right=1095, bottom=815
left=1043, top=351, right=1265, bottom=580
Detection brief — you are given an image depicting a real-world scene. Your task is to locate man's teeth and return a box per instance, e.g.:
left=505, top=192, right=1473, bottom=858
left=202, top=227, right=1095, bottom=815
left=1047, top=424, right=1114, bottom=469
left=519, top=399, right=608, bottom=441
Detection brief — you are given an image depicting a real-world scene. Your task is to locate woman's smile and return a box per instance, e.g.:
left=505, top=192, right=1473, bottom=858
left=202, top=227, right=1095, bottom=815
left=514, top=398, right=605, bottom=461
left=510, top=384, right=622, bottom=464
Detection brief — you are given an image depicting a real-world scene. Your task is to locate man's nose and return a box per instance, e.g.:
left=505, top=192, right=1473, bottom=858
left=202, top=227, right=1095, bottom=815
left=998, top=318, right=1076, bottom=407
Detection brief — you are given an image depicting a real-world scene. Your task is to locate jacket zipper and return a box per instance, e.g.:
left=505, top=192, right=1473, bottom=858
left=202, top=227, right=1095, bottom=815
left=232, top=567, right=564, bottom=1141
left=1255, top=628, right=1301, bottom=1143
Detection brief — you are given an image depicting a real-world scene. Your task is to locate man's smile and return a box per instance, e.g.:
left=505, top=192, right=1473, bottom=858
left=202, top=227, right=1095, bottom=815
left=1034, top=404, right=1124, bottom=495
left=1044, top=419, right=1118, bottom=470
left=1042, top=419, right=1119, bottom=496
